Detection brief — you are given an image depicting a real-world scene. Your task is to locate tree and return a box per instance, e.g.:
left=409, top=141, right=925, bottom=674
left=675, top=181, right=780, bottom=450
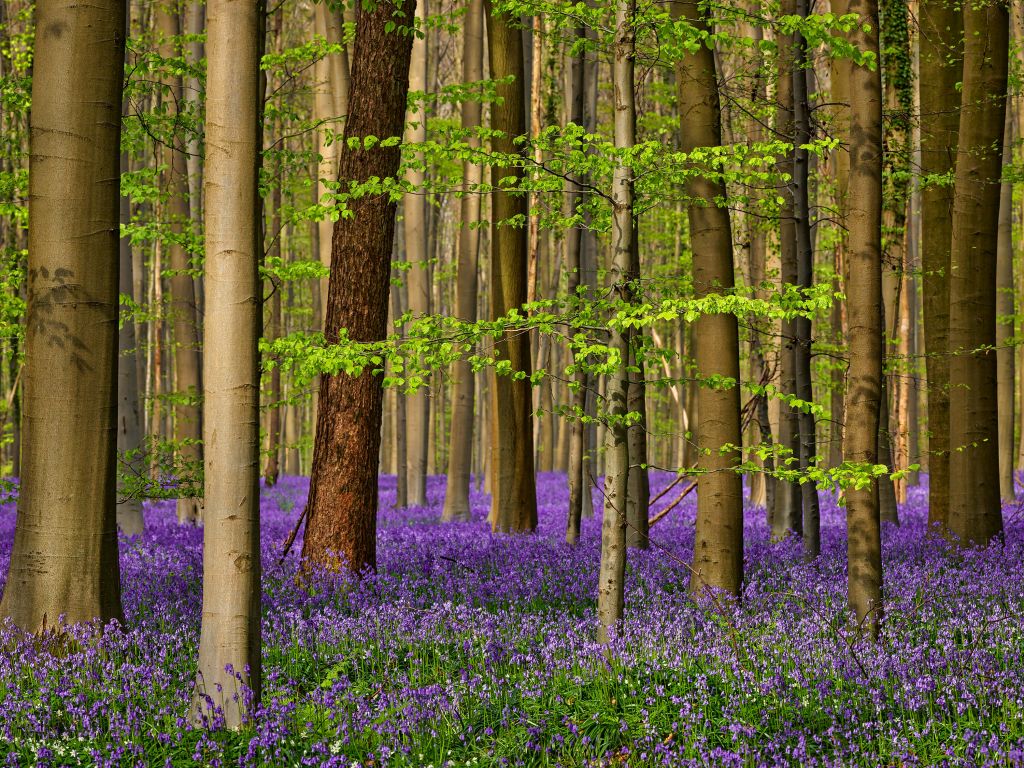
left=597, top=0, right=637, bottom=644
left=947, top=0, right=1008, bottom=546
left=674, top=0, right=743, bottom=596
left=919, top=0, right=961, bottom=532
left=0, top=0, right=125, bottom=631
left=157, top=0, right=204, bottom=526
left=442, top=0, right=485, bottom=523
left=772, top=0, right=802, bottom=541
left=843, top=0, right=884, bottom=638
left=996, top=110, right=1014, bottom=501
left=302, top=0, right=418, bottom=572
left=195, top=0, right=263, bottom=728
left=485, top=0, right=538, bottom=533
left=792, top=0, right=820, bottom=557
left=403, top=0, right=430, bottom=508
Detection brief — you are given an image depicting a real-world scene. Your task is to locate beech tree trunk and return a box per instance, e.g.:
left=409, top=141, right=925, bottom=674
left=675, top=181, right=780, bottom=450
left=404, top=0, right=430, bottom=507
left=844, top=0, right=884, bottom=639
left=996, top=110, right=1014, bottom=500
left=157, top=2, right=204, bottom=525
left=485, top=0, right=538, bottom=533
left=675, top=0, right=744, bottom=596
left=118, top=156, right=145, bottom=536
left=947, top=0, right=1008, bottom=546
left=597, top=0, right=636, bottom=643
left=919, top=0, right=961, bottom=531
left=194, top=0, right=263, bottom=728
left=0, top=0, right=126, bottom=631
left=302, top=0, right=417, bottom=571
left=774, top=0, right=802, bottom=539
left=792, top=0, right=820, bottom=557
left=443, top=0, right=484, bottom=522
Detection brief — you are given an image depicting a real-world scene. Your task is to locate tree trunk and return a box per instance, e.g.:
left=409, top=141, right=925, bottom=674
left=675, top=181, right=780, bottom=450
left=674, top=0, right=744, bottom=596
left=403, top=0, right=430, bottom=507
left=919, top=0, right=961, bottom=531
left=996, top=109, right=1015, bottom=500
left=844, top=0, right=884, bottom=639
left=774, top=0, right=802, bottom=539
left=302, top=0, right=417, bottom=571
left=194, top=0, right=263, bottom=728
left=1, top=0, right=126, bottom=631
left=442, top=0, right=484, bottom=522
left=264, top=161, right=283, bottom=487
left=947, top=0, right=1008, bottom=546
left=156, top=3, right=204, bottom=525
left=596, top=0, right=635, bottom=644
left=314, top=1, right=348, bottom=327
left=118, top=156, right=145, bottom=536
left=792, top=1, right=821, bottom=557
left=485, top=0, right=538, bottom=533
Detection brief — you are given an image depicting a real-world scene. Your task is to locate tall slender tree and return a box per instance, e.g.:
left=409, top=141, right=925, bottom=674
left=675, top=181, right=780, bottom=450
left=302, top=0, right=417, bottom=571
left=403, top=0, right=430, bottom=507
left=597, top=0, right=636, bottom=643
left=485, top=0, right=538, bottom=533
left=919, top=0, right=961, bottom=531
left=996, top=110, right=1015, bottom=500
left=0, top=0, right=125, bottom=631
left=156, top=0, right=204, bottom=525
left=674, top=0, right=744, bottom=596
left=947, top=0, right=1008, bottom=546
left=195, top=0, right=263, bottom=728
left=844, top=0, right=884, bottom=638
left=443, top=0, right=484, bottom=523
left=793, top=0, right=820, bottom=557
left=773, top=0, right=802, bottom=540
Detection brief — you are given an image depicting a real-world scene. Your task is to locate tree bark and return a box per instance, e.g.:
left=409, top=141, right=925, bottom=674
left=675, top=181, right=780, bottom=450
left=919, top=0, right=961, bottom=531
left=597, top=0, right=635, bottom=643
left=155, top=3, right=204, bottom=525
left=195, top=0, right=263, bottom=728
left=485, top=0, right=538, bottom=533
left=996, top=109, right=1015, bottom=500
left=844, top=0, right=884, bottom=639
left=774, top=0, right=803, bottom=539
left=302, top=0, right=417, bottom=571
left=403, top=0, right=430, bottom=507
left=947, top=0, right=1008, bottom=546
left=118, top=156, right=145, bottom=536
left=0, top=0, right=126, bottom=631
left=674, top=0, right=744, bottom=596
left=442, top=0, right=484, bottom=522
left=792, top=0, right=820, bottom=557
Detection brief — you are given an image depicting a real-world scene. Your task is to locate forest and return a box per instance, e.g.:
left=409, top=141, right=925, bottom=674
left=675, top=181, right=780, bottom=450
left=0, top=0, right=1021, bottom=764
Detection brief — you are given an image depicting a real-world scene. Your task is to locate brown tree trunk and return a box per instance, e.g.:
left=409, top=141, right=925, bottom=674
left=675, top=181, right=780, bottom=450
left=118, top=154, right=145, bottom=536
left=302, top=0, right=417, bottom=572
left=597, top=0, right=636, bottom=643
left=844, top=0, right=884, bottom=639
left=264, top=159, right=283, bottom=487
left=485, top=0, right=538, bottom=533
left=156, top=3, right=204, bottom=525
left=996, top=109, right=1015, bottom=500
left=792, top=0, right=821, bottom=557
left=403, top=0, right=430, bottom=507
left=442, top=0, right=484, bottom=522
left=919, top=0, right=961, bottom=531
left=947, top=0, right=1008, bottom=546
left=774, top=0, right=803, bottom=539
left=1, top=0, right=126, bottom=631
left=674, top=0, right=744, bottom=596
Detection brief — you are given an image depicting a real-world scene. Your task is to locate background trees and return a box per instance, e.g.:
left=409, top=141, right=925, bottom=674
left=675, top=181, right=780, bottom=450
left=1, top=0, right=1022, bottom=736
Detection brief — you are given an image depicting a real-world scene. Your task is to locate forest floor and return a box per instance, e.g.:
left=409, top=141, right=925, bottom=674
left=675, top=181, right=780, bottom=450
left=1, top=473, right=1023, bottom=766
